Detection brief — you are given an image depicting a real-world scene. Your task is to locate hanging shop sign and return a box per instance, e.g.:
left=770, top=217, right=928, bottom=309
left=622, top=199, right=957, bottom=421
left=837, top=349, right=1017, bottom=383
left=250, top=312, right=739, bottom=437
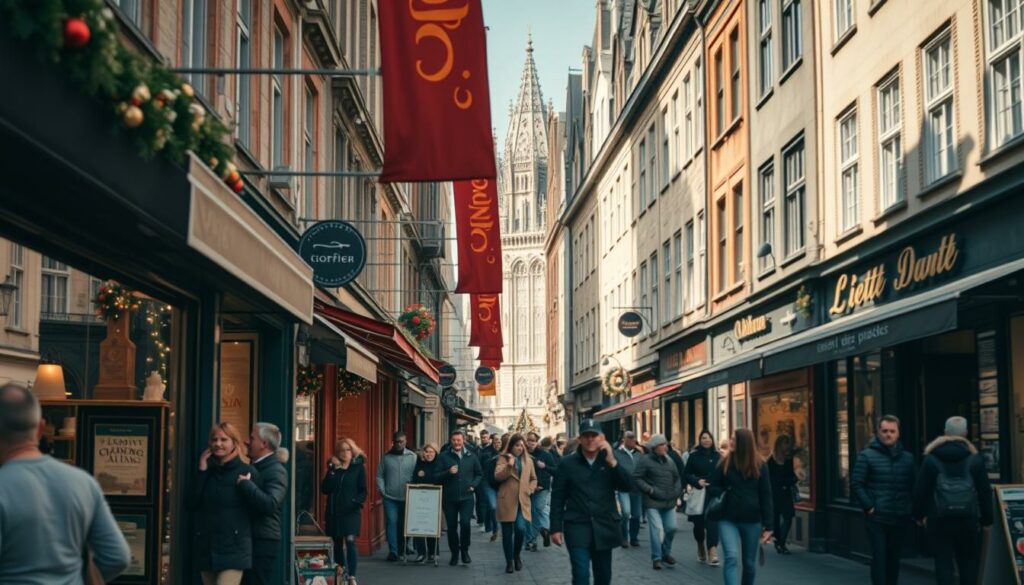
left=734, top=314, right=771, bottom=341
left=474, top=366, right=495, bottom=386
left=441, top=388, right=459, bottom=410
left=438, top=363, right=457, bottom=388
left=297, top=220, right=367, bottom=287
left=618, top=311, right=644, bottom=337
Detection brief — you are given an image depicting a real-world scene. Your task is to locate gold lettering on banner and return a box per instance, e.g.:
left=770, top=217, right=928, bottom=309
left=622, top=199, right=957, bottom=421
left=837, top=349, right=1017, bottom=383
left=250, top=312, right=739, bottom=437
left=408, top=0, right=474, bottom=109
left=734, top=314, right=770, bottom=341
left=468, top=179, right=496, bottom=263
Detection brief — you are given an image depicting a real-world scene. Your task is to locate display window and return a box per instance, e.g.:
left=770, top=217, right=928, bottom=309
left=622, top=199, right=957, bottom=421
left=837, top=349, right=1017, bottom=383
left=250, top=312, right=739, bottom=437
left=750, top=369, right=813, bottom=502
left=831, top=350, right=886, bottom=502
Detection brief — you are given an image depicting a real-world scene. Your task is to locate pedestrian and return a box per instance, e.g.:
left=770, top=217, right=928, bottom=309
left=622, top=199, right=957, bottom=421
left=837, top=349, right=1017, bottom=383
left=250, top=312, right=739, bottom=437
left=912, top=416, right=994, bottom=585
left=613, top=431, right=643, bottom=547
left=436, top=429, right=483, bottom=565
left=476, top=430, right=492, bottom=527
left=191, top=422, right=261, bottom=585
left=851, top=414, right=916, bottom=585
left=719, top=438, right=731, bottom=458
left=322, top=438, right=367, bottom=585
left=550, top=419, right=633, bottom=585
left=708, top=429, right=774, bottom=585
left=412, top=443, right=443, bottom=563
left=481, top=433, right=504, bottom=541
left=495, top=434, right=538, bottom=573
left=684, top=430, right=721, bottom=565
left=633, top=434, right=682, bottom=570
left=525, top=431, right=558, bottom=550
left=376, top=431, right=417, bottom=561
left=767, top=434, right=798, bottom=555
left=554, top=433, right=568, bottom=458
left=239, top=422, right=290, bottom=585
left=0, top=382, right=130, bottom=584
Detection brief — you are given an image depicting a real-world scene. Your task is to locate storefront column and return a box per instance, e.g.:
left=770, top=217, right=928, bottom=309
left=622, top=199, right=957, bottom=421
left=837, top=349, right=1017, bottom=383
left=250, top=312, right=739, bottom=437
left=809, top=364, right=830, bottom=553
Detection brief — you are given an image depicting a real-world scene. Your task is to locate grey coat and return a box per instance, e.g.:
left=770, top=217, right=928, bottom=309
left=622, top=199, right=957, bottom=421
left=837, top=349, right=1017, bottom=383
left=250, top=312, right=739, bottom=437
left=613, top=446, right=642, bottom=493
left=633, top=452, right=682, bottom=509
left=376, top=449, right=417, bottom=501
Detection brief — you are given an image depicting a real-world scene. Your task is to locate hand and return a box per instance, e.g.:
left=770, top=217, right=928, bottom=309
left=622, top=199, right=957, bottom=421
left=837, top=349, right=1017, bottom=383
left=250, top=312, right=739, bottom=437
left=598, top=440, right=616, bottom=466
left=537, top=461, right=546, bottom=469
left=199, top=449, right=211, bottom=471
left=449, top=465, right=459, bottom=475
left=551, top=532, right=564, bottom=546
left=866, top=507, right=875, bottom=516
left=504, top=453, right=514, bottom=463
left=330, top=456, right=342, bottom=467
left=417, top=470, right=425, bottom=478
left=698, top=479, right=708, bottom=488
left=760, top=529, right=773, bottom=544
left=237, top=472, right=251, bottom=485
left=469, top=486, right=474, bottom=492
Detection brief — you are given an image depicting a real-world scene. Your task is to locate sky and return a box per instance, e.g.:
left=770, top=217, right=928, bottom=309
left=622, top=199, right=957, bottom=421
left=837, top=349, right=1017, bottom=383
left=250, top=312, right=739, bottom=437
left=482, top=0, right=595, bottom=152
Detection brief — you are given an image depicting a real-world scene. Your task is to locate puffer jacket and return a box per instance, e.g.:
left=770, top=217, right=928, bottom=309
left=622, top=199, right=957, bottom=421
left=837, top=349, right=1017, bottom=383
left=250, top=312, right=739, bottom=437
left=189, top=456, right=258, bottom=571
left=912, top=435, right=993, bottom=526
left=237, top=448, right=290, bottom=541
left=851, top=438, right=916, bottom=525
left=613, top=446, right=642, bottom=492
left=633, top=452, right=682, bottom=509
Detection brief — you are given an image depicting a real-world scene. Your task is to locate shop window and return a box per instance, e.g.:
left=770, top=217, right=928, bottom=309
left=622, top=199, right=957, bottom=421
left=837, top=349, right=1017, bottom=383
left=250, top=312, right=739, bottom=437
left=731, top=382, right=747, bottom=430
left=9, top=243, right=24, bottom=328
left=40, top=256, right=69, bottom=317
left=754, top=385, right=811, bottom=500
left=182, top=0, right=208, bottom=96
left=832, top=350, right=884, bottom=501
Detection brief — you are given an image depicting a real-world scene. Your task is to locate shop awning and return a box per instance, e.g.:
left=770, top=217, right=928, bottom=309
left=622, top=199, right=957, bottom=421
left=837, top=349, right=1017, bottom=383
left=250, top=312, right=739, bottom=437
left=310, top=313, right=379, bottom=382
left=592, top=382, right=682, bottom=422
left=314, top=301, right=440, bottom=383
left=454, top=406, right=484, bottom=424
left=667, top=356, right=763, bottom=400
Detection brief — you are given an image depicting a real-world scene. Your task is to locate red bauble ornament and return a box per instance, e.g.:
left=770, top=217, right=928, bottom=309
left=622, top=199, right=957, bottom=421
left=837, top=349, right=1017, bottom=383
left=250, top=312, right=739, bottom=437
left=232, top=180, right=245, bottom=193
left=64, top=18, right=91, bottom=49
left=411, top=316, right=421, bottom=325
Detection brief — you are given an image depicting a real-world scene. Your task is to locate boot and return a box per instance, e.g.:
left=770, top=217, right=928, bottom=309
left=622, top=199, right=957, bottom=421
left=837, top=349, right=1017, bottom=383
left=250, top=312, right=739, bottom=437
left=514, top=556, right=523, bottom=571
left=697, top=542, right=707, bottom=563
left=505, top=561, right=514, bottom=573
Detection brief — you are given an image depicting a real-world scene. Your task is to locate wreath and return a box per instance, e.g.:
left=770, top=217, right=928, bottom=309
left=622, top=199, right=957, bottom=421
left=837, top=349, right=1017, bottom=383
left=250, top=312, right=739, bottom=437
left=337, top=369, right=372, bottom=398
left=795, top=284, right=812, bottom=320
left=296, top=364, right=322, bottom=397
left=93, top=281, right=140, bottom=320
left=398, top=304, right=435, bottom=340
left=601, top=366, right=632, bottom=396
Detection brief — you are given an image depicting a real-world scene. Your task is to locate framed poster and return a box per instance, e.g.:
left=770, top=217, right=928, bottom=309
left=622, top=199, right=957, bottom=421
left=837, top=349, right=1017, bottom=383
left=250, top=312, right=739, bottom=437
left=980, top=379, right=999, bottom=406
left=981, top=407, right=1001, bottom=435
left=404, top=484, right=443, bottom=538
left=110, top=507, right=157, bottom=584
left=94, top=424, right=149, bottom=496
left=115, top=512, right=148, bottom=577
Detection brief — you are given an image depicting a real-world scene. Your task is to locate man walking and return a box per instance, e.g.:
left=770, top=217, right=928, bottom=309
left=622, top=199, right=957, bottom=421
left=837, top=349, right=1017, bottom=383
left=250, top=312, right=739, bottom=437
left=0, top=382, right=131, bottom=583
left=633, top=434, right=682, bottom=570
left=525, top=431, right=558, bottom=550
left=376, top=431, right=417, bottom=561
left=437, top=430, right=482, bottom=565
left=912, top=416, right=993, bottom=585
left=851, top=414, right=916, bottom=585
left=476, top=430, right=493, bottom=530
left=239, top=422, right=290, bottom=585
left=614, top=431, right=643, bottom=547
left=551, top=419, right=632, bottom=585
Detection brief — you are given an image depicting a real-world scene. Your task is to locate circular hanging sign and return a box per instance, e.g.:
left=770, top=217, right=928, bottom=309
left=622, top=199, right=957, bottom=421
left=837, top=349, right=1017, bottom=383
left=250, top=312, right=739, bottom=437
left=297, top=220, right=367, bottom=287
left=438, top=363, right=457, bottom=387
left=618, top=311, right=644, bottom=338
left=441, top=388, right=459, bottom=410
left=474, top=366, right=495, bottom=386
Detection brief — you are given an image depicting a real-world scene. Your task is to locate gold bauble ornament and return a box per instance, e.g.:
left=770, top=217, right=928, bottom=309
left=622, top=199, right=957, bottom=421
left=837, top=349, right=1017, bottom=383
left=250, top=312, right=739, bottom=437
left=181, top=83, right=194, bottom=98
left=132, top=84, right=151, bottom=103
left=123, top=105, right=144, bottom=128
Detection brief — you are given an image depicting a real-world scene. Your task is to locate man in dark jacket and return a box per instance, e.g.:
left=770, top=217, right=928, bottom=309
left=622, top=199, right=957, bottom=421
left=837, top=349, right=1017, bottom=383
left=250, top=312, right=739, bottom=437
left=551, top=419, right=633, bottom=585
left=476, top=430, right=492, bottom=528
left=912, top=416, right=993, bottom=585
left=436, top=429, right=483, bottom=565
left=851, top=414, right=916, bottom=585
left=239, top=422, right=289, bottom=585
left=633, top=434, right=682, bottom=569
left=613, top=431, right=642, bottom=547
left=525, top=431, right=559, bottom=550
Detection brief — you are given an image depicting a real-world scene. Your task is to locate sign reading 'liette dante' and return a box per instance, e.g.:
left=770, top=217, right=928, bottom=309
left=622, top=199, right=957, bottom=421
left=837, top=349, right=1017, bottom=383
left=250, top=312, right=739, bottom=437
left=297, top=220, right=367, bottom=287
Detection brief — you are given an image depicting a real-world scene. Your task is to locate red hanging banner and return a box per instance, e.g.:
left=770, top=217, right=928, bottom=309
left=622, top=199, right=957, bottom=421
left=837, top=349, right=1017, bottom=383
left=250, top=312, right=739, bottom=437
left=478, top=345, right=503, bottom=367
left=469, top=294, right=503, bottom=348
left=454, top=179, right=503, bottom=293
left=378, top=0, right=497, bottom=182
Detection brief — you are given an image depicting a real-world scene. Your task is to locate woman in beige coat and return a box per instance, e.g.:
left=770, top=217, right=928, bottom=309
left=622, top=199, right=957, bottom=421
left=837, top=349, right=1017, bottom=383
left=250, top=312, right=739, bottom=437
left=494, top=433, right=538, bottom=573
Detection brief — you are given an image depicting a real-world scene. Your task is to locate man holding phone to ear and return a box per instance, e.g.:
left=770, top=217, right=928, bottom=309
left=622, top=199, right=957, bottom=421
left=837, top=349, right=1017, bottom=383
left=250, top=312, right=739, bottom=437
left=550, top=419, right=633, bottom=585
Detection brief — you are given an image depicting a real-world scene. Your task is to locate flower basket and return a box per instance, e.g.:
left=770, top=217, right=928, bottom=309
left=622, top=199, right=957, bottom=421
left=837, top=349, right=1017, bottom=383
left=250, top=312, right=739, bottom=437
left=93, top=281, right=140, bottom=320
left=296, top=364, right=322, bottom=397
left=398, top=304, right=435, bottom=340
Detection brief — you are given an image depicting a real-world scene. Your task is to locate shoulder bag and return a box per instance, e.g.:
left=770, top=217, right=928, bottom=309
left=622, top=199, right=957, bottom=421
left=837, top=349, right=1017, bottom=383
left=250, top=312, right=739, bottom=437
left=705, top=486, right=729, bottom=521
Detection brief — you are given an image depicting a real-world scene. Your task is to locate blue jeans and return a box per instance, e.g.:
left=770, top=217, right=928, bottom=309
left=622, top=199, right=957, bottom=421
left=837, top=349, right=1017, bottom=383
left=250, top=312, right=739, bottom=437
left=525, top=488, right=551, bottom=544
left=646, top=507, right=678, bottom=561
left=719, top=520, right=761, bottom=585
left=616, top=491, right=641, bottom=542
left=382, top=497, right=405, bottom=556
left=480, top=482, right=499, bottom=533
left=567, top=546, right=613, bottom=585
left=333, top=535, right=358, bottom=577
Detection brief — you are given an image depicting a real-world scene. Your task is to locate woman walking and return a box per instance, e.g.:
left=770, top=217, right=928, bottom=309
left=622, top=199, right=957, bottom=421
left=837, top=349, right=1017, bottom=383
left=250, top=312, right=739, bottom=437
left=767, top=435, right=797, bottom=554
left=494, top=433, right=538, bottom=573
left=684, top=430, right=722, bottom=565
left=709, top=429, right=773, bottom=585
left=321, top=438, right=367, bottom=585
left=412, top=443, right=442, bottom=563
left=190, top=422, right=258, bottom=585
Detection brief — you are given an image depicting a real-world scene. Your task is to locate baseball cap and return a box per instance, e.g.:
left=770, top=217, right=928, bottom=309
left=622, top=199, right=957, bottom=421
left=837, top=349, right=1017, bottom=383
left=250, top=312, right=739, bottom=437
left=578, top=419, right=601, bottom=435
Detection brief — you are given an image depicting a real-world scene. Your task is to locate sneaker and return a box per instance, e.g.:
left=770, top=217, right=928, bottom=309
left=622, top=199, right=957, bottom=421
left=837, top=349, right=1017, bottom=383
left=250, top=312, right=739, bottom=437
left=414, top=555, right=426, bottom=563
left=653, top=560, right=663, bottom=570
left=708, top=551, right=720, bottom=566
left=490, top=532, right=499, bottom=542
left=630, top=540, right=641, bottom=548
left=385, top=553, right=398, bottom=562
left=622, top=540, right=630, bottom=548
left=479, top=525, right=488, bottom=533
left=697, top=542, right=707, bottom=563
left=663, top=554, right=677, bottom=566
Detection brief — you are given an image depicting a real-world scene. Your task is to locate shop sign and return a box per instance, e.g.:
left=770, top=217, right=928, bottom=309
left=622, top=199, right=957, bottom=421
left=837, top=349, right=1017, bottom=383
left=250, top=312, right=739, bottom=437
left=474, top=366, right=495, bottom=385
left=297, top=220, right=367, bottom=287
left=618, top=311, right=644, bottom=337
left=438, top=363, right=457, bottom=387
left=829, top=233, right=960, bottom=317
left=734, top=314, right=771, bottom=341
left=660, top=340, right=707, bottom=378
left=441, top=389, right=459, bottom=410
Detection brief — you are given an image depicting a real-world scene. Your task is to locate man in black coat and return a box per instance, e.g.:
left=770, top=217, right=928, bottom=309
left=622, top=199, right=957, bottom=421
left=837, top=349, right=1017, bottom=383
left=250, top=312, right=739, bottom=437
left=436, top=429, right=483, bottom=565
left=525, top=431, right=559, bottom=550
left=551, top=419, right=632, bottom=585
left=475, top=430, right=493, bottom=527
left=239, top=422, right=290, bottom=585
left=851, top=414, right=916, bottom=585
left=912, top=416, right=993, bottom=585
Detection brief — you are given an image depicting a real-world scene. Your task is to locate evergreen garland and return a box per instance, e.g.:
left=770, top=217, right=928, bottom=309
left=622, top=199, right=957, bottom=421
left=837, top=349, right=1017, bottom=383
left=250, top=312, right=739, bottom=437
left=92, top=280, right=139, bottom=320
left=296, top=364, right=322, bottom=397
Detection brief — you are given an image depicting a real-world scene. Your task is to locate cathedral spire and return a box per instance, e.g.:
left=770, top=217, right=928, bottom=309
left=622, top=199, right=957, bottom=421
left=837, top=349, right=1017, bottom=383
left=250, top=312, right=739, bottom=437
left=504, top=34, right=549, bottom=168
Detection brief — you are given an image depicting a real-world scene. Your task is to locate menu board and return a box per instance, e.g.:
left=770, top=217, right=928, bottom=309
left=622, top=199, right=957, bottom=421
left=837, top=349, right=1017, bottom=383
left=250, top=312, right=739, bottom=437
left=404, top=484, right=443, bottom=538
left=94, top=424, right=149, bottom=496
left=985, top=485, right=1024, bottom=585
left=219, top=340, right=254, bottom=436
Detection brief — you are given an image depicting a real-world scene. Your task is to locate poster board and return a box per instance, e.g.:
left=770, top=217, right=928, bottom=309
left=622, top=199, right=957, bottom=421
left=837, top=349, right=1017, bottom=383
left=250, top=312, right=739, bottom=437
left=404, top=484, right=443, bottom=538
left=983, top=485, right=1024, bottom=585
left=94, top=424, right=149, bottom=496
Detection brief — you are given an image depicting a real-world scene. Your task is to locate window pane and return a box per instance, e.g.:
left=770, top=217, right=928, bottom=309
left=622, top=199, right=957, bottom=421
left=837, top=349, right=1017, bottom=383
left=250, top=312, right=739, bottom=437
left=993, top=51, right=1022, bottom=145
left=834, top=358, right=851, bottom=500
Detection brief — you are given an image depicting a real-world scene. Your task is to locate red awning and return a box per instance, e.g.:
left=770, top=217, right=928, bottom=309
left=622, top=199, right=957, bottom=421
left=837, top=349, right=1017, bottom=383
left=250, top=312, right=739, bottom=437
left=314, top=301, right=440, bottom=383
left=592, top=383, right=682, bottom=423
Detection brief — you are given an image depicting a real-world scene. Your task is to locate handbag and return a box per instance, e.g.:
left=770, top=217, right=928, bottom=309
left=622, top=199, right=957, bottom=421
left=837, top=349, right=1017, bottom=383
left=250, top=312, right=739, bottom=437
left=685, top=486, right=707, bottom=516
left=704, top=487, right=729, bottom=521
left=83, top=548, right=105, bottom=585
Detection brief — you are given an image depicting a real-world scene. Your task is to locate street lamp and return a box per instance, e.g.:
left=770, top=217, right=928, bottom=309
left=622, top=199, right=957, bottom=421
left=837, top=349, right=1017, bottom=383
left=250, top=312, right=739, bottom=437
left=757, top=241, right=776, bottom=267
left=0, top=274, right=18, bottom=317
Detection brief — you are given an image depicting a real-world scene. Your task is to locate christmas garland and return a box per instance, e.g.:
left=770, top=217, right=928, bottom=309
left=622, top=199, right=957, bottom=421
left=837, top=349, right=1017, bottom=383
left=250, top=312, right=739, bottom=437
left=601, top=366, right=632, bottom=396
left=93, top=280, right=140, bottom=320
left=337, top=369, right=373, bottom=399
left=0, top=0, right=240, bottom=191
left=296, top=364, right=322, bottom=397
left=398, top=304, right=435, bottom=340
left=795, top=284, right=812, bottom=319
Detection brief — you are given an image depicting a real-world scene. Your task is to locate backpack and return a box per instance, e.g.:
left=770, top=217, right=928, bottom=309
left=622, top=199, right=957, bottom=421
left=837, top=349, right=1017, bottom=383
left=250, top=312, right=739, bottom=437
left=933, top=457, right=979, bottom=519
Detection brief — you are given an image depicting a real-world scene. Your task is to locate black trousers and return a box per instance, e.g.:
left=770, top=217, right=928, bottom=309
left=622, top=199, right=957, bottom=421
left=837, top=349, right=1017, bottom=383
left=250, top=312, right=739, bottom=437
left=241, top=538, right=278, bottom=585
left=691, top=516, right=719, bottom=548
left=444, top=498, right=474, bottom=554
left=865, top=520, right=906, bottom=585
left=930, top=519, right=982, bottom=585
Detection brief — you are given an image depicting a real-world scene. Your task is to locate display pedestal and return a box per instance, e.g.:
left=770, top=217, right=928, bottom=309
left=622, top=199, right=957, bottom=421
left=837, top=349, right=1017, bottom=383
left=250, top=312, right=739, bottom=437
left=94, top=314, right=137, bottom=400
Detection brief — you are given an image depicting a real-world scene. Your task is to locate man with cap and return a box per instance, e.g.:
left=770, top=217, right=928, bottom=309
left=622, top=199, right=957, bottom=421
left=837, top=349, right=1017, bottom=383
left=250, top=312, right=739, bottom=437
left=912, top=416, right=993, bottom=585
left=550, top=420, right=633, bottom=585
left=633, top=434, right=682, bottom=570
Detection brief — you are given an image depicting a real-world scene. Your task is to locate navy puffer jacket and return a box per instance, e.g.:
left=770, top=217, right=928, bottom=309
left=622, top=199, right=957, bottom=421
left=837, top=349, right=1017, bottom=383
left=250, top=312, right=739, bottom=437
left=850, top=438, right=916, bottom=525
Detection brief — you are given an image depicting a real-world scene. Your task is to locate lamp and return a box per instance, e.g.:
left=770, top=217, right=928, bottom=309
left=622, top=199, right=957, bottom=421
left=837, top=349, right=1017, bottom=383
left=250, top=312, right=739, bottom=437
left=33, top=351, right=67, bottom=400
left=757, top=241, right=776, bottom=266
left=0, top=274, right=17, bottom=317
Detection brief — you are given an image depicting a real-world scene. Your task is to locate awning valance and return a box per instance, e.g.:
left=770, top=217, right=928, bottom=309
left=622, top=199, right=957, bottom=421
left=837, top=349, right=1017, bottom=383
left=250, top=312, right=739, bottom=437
left=454, top=406, right=484, bottom=424
left=592, top=382, right=682, bottom=423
